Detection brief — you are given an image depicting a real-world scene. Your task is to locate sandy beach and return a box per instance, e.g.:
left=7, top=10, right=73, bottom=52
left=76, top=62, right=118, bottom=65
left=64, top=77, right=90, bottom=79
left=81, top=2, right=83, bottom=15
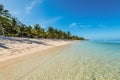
left=0, top=37, right=72, bottom=62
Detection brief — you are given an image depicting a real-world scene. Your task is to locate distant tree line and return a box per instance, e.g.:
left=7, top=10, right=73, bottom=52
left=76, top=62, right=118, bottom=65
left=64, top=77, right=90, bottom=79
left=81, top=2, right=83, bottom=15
left=0, top=4, right=84, bottom=40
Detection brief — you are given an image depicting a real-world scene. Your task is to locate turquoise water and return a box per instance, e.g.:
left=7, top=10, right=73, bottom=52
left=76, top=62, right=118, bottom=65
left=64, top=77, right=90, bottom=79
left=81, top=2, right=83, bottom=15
left=0, top=41, right=120, bottom=80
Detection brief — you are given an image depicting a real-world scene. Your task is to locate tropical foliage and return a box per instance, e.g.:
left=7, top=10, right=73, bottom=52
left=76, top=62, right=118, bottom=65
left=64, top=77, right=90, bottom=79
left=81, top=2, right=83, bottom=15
left=0, top=4, right=84, bottom=40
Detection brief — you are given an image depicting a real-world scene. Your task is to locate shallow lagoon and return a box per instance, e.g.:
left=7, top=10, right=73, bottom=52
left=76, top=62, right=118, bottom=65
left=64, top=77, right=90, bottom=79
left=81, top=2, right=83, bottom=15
left=0, top=41, right=120, bottom=80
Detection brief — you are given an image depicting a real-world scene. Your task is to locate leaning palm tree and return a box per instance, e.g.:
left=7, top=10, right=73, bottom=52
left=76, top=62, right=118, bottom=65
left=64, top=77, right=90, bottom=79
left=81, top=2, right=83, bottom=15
left=0, top=4, right=11, bottom=36
left=0, top=4, right=11, bottom=21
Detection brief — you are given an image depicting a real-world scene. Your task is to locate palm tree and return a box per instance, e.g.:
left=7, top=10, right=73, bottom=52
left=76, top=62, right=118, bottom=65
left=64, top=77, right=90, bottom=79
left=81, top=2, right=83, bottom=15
left=23, top=25, right=33, bottom=37
left=66, top=31, right=71, bottom=39
left=17, top=23, right=26, bottom=37
left=0, top=4, right=11, bottom=36
left=47, top=27, right=55, bottom=39
left=33, top=24, right=41, bottom=38
left=0, top=3, right=85, bottom=40
left=9, top=17, right=19, bottom=36
left=0, top=4, right=10, bottom=20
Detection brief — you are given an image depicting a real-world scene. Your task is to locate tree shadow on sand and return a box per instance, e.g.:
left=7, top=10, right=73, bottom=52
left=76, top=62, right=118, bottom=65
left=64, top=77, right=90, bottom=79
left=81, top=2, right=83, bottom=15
left=1, top=37, right=52, bottom=46
left=0, top=43, right=10, bottom=49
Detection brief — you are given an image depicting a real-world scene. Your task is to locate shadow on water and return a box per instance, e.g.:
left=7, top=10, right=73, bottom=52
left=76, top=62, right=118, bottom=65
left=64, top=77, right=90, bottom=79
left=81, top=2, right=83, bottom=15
left=0, top=43, right=10, bottom=49
left=1, top=37, right=52, bottom=46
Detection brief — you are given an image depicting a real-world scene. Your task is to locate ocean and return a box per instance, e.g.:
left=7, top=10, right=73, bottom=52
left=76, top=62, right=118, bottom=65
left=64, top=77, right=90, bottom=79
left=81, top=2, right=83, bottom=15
left=0, top=41, right=120, bottom=80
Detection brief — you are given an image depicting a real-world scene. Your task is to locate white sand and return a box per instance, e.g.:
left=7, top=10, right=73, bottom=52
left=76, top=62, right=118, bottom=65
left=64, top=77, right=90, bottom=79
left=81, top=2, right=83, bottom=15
left=0, top=37, right=72, bottom=62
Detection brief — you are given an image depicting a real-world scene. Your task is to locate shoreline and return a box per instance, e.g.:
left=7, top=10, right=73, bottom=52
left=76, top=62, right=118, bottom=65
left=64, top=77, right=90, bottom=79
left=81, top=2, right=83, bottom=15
left=0, top=37, right=73, bottom=63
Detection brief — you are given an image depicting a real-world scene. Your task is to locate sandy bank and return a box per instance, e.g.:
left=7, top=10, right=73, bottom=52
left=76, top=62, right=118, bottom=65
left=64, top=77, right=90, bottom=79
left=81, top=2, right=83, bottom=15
left=0, top=37, right=72, bottom=62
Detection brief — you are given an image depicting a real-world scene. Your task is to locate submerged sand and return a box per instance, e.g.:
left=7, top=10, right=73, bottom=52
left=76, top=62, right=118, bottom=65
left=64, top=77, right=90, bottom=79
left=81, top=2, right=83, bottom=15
left=0, top=37, right=72, bottom=62
left=0, top=41, right=119, bottom=80
left=0, top=40, right=119, bottom=80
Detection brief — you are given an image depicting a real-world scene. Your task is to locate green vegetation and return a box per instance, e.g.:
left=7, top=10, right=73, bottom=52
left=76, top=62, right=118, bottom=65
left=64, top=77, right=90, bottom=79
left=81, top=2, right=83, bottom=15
left=0, top=4, right=84, bottom=40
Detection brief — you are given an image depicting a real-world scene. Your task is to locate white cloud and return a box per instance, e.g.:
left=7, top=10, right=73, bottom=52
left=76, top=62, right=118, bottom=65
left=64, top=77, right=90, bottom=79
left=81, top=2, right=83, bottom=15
left=42, top=17, right=62, bottom=24
left=69, top=22, right=91, bottom=28
left=26, top=0, right=43, bottom=13
left=11, top=11, right=19, bottom=15
left=79, top=24, right=91, bottom=28
left=69, top=22, right=77, bottom=27
left=38, top=16, right=63, bottom=27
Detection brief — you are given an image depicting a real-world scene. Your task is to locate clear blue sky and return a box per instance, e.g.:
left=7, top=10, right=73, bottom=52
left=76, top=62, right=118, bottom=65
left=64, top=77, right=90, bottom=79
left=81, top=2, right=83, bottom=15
left=0, top=0, right=120, bottom=40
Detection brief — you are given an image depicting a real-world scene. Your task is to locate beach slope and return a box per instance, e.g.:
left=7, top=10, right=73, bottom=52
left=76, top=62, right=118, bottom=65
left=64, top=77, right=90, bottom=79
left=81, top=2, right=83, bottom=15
left=0, top=37, right=72, bottom=62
